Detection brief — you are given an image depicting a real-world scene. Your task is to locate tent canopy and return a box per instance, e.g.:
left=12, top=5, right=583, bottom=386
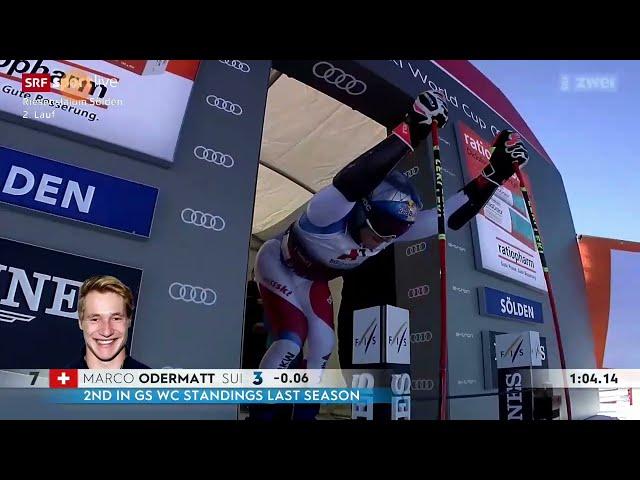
left=251, top=72, right=386, bottom=243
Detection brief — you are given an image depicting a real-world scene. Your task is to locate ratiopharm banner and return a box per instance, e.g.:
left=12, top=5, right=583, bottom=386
left=457, top=120, right=547, bottom=292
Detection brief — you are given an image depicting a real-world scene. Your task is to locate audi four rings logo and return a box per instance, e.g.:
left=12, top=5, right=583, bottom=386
left=408, top=285, right=430, bottom=299
left=181, top=208, right=226, bottom=231
left=404, top=166, right=420, bottom=178
left=410, top=331, right=433, bottom=343
left=193, top=146, right=235, bottom=168
left=219, top=60, right=251, bottom=73
left=205, top=94, right=243, bottom=116
left=412, top=379, right=435, bottom=391
left=406, top=242, right=427, bottom=257
left=169, top=283, right=217, bottom=306
left=312, top=61, right=367, bottom=96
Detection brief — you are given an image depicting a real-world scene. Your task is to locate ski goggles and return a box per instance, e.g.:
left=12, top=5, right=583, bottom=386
left=365, top=213, right=412, bottom=241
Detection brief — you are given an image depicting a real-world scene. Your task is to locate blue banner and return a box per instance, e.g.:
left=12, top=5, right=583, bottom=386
left=48, top=388, right=392, bottom=404
left=478, top=287, right=544, bottom=324
left=0, top=147, right=158, bottom=237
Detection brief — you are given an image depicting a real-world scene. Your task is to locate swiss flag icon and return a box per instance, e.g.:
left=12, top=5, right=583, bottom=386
left=49, top=369, right=78, bottom=388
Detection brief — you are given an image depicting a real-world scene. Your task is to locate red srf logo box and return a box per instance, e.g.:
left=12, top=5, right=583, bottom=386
left=22, top=73, right=51, bottom=92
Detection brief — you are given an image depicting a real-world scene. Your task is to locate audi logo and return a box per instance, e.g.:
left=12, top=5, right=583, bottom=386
left=206, top=94, right=243, bottom=116
left=193, top=146, right=234, bottom=168
left=406, top=242, right=427, bottom=257
left=404, top=166, right=420, bottom=178
left=312, top=61, right=367, bottom=96
left=219, top=60, right=250, bottom=73
left=181, top=208, right=226, bottom=231
left=169, top=282, right=217, bottom=306
left=408, top=284, right=430, bottom=299
left=412, top=379, right=435, bottom=391
left=410, top=331, right=433, bottom=343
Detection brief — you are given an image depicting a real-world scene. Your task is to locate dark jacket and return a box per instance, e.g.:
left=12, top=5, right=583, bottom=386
left=66, top=347, right=150, bottom=369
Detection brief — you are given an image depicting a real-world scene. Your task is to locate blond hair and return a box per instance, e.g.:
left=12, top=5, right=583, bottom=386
left=78, top=275, right=134, bottom=320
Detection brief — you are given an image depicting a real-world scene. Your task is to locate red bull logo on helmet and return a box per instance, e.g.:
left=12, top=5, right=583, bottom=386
left=397, top=199, right=417, bottom=221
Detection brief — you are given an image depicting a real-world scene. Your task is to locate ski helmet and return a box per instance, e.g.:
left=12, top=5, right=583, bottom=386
left=358, top=170, right=423, bottom=240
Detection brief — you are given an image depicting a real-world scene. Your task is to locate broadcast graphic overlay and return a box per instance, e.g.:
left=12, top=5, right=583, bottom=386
left=0, top=369, right=402, bottom=408
left=0, top=60, right=200, bottom=162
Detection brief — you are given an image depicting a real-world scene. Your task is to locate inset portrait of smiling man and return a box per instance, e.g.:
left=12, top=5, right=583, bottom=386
left=68, top=275, right=149, bottom=369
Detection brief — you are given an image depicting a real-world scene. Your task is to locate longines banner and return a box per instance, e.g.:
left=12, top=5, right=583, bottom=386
left=456, top=121, right=547, bottom=291
left=0, top=237, right=143, bottom=368
left=0, top=60, right=201, bottom=162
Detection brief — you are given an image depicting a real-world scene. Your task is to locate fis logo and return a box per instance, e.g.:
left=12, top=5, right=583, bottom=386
left=354, top=319, right=378, bottom=353
left=388, top=321, right=408, bottom=353
left=500, top=336, right=525, bottom=364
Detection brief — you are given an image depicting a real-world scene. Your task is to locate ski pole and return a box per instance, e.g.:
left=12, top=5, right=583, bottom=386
left=431, top=121, right=448, bottom=420
left=511, top=162, right=573, bottom=420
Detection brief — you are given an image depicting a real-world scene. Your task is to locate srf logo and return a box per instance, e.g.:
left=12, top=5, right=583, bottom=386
left=22, top=74, right=51, bottom=92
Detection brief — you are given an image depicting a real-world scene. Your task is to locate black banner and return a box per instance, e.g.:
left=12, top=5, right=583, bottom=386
left=0, top=237, right=142, bottom=368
